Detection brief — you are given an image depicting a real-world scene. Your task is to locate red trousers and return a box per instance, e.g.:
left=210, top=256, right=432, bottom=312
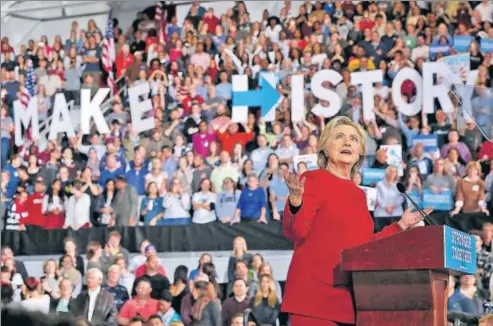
left=290, top=314, right=354, bottom=326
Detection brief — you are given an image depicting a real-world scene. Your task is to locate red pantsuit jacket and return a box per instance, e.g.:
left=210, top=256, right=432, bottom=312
left=282, top=169, right=401, bottom=324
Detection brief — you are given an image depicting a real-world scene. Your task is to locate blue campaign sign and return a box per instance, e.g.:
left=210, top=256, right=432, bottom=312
left=232, top=79, right=282, bottom=117
left=453, top=36, right=474, bottom=52
left=481, top=39, right=493, bottom=53
left=362, top=168, right=386, bottom=186
left=411, top=134, right=438, bottom=153
left=422, top=189, right=453, bottom=211
left=444, top=226, right=477, bottom=275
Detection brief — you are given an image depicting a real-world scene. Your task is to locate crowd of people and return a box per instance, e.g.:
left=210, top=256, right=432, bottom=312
left=3, top=0, right=493, bottom=325
left=1, top=235, right=280, bottom=326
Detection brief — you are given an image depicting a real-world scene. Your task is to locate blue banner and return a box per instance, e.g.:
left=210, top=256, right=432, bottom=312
left=430, top=44, right=449, bottom=56
left=444, top=226, right=477, bottom=275
left=422, top=189, right=453, bottom=211
left=481, top=39, right=493, bottom=53
left=411, top=134, right=439, bottom=153
left=453, top=36, right=474, bottom=52
left=362, top=168, right=386, bottom=186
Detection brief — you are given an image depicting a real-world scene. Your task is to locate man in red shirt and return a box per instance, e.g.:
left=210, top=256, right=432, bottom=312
left=115, top=44, right=135, bottom=78
left=25, top=179, right=46, bottom=227
left=181, top=88, right=204, bottom=116
left=202, top=8, right=220, bottom=34
left=216, top=121, right=255, bottom=154
left=134, top=245, right=166, bottom=278
left=118, top=278, right=159, bottom=324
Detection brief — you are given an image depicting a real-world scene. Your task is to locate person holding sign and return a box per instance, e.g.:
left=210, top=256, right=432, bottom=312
left=281, top=116, right=430, bottom=326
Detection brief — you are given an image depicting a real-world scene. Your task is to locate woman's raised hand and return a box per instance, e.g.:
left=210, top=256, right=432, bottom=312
left=283, top=170, right=306, bottom=207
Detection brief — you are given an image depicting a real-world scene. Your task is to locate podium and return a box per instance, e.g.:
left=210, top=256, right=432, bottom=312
left=341, top=226, right=477, bottom=326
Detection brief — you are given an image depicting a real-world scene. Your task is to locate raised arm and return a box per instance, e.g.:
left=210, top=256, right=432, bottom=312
left=282, top=170, right=319, bottom=243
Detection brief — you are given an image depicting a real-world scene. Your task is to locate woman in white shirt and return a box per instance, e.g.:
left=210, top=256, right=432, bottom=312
left=20, top=277, right=51, bottom=314
left=162, top=177, right=191, bottom=224
left=64, top=181, right=91, bottom=230
left=42, top=179, right=66, bottom=229
left=173, top=134, right=188, bottom=158
left=192, top=179, right=217, bottom=224
left=2, top=257, right=24, bottom=302
left=374, top=166, right=404, bottom=231
left=264, top=18, right=283, bottom=43
left=145, top=158, right=168, bottom=197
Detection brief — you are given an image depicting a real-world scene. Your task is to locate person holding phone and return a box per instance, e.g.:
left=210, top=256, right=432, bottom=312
left=192, top=179, right=217, bottom=224
left=162, top=177, right=191, bottom=225
left=141, top=182, right=164, bottom=226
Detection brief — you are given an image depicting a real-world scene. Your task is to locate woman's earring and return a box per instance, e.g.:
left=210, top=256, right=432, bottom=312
left=324, top=150, right=329, bottom=157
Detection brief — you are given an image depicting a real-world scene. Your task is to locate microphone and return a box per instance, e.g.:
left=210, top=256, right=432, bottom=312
left=396, top=182, right=437, bottom=226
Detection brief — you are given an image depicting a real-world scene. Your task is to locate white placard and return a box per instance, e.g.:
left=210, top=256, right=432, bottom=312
left=293, top=154, right=317, bottom=172
left=380, top=144, right=404, bottom=176
left=360, top=186, right=377, bottom=211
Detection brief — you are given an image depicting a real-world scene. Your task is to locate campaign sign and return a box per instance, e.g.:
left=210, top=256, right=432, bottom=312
left=411, top=134, right=439, bottom=153
left=454, top=36, right=474, bottom=53
left=293, top=154, right=317, bottom=172
left=444, top=226, right=477, bottom=275
left=362, top=168, right=386, bottom=186
left=422, top=189, right=453, bottom=211
left=381, top=144, right=403, bottom=176
left=359, top=186, right=377, bottom=211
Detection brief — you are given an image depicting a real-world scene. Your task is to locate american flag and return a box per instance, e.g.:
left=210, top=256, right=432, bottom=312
left=20, top=60, right=35, bottom=108
left=102, top=9, right=117, bottom=91
left=155, top=1, right=167, bottom=44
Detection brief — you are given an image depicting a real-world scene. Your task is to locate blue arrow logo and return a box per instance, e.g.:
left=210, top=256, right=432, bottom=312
left=232, top=79, right=282, bottom=117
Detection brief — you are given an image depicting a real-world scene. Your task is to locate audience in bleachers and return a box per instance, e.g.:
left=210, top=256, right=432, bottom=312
left=3, top=0, right=493, bottom=325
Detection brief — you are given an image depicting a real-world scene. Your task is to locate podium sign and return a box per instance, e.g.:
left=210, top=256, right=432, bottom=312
left=444, top=226, right=477, bottom=275
left=341, top=226, right=477, bottom=325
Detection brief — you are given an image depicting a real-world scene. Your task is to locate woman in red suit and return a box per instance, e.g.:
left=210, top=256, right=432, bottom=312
left=281, top=116, right=432, bottom=326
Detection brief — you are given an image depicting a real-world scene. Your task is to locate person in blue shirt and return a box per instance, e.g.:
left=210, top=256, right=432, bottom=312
left=268, top=164, right=289, bottom=221
left=126, top=156, right=148, bottom=197
left=99, top=142, right=126, bottom=172
left=3, top=154, right=21, bottom=189
left=189, top=253, right=212, bottom=282
left=232, top=174, right=267, bottom=224
left=448, top=274, right=486, bottom=318
left=140, top=182, right=165, bottom=226
left=167, top=17, right=182, bottom=39
left=99, top=155, right=125, bottom=187
left=156, top=288, right=183, bottom=325
left=102, top=265, right=130, bottom=311
left=215, top=71, right=232, bottom=104
left=1, top=170, right=16, bottom=200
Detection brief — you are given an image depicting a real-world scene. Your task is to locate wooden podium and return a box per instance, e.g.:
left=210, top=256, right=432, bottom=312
left=341, top=226, right=477, bottom=326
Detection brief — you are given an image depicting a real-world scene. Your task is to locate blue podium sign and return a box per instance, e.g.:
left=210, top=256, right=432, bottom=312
left=444, top=226, right=477, bottom=275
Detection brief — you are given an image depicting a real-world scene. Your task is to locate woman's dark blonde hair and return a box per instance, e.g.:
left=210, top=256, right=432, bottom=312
left=86, top=241, right=101, bottom=260
left=43, top=259, right=59, bottom=275
left=465, top=161, right=481, bottom=177
left=316, top=116, right=366, bottom=177
left=254, top=274, right=278, bottom=308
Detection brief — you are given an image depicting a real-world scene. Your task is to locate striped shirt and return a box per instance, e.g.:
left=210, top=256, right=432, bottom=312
left=5, top=201, right=28, bottom=230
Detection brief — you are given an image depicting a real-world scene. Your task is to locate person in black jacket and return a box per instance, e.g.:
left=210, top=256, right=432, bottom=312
left=72, top=268, right=117, bottom=326
left=49, top=278, right=75, bottom=315
left=183, top=102, right=204, bottom=143
left=248, top=274, right=280, bottom=326
left=58, top=238, right=85, bottom=277
left=1, top=246, right=28, bottom=282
